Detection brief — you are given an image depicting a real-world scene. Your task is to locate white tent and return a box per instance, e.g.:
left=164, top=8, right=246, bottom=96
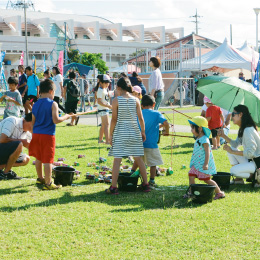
left=182, top=39, right=253, bottom=72
left=239, top=41, right=259, bottom=67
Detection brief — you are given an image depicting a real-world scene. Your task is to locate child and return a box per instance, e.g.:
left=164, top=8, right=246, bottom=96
left=29, top=79, right=72, bottom=190
left=0, top=77, right=23, bottom=119
left=107, top=77, right=151, bottom=194
left=132, top=85, right=142, bottom=100
left=131, top=95, right=169, bottom=186
left=184, top=116, right=225, bottom=200
left=18, top=65, right=28, bottom=115
left=205, top=97, right=225, bottom=150
left=97, top=74, right=112, bottom=144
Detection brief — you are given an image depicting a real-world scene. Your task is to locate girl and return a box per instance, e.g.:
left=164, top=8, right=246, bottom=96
left=106, top=77, right=150, bottom=194
left=218, top=105, right=260, bottom=186
left=184, top=116, right=225, bottom=200
left=97, top=74, right=112, bottom=144
left=44, top=69, right=53, bottom=80
left=132, top=85, right=142, bottom=100
left=149, top=56, right=164, bottom=110
left=52, top=66, right=66, bottom=113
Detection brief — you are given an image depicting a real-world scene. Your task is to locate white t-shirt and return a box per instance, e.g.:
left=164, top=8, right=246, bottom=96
left=149, top=68, right=164, bottom=92
left=97, top=87, right=109, bottom=110
left=202, top=105, right=231, bottom=127
left=53, top=74, right=63, bottom=98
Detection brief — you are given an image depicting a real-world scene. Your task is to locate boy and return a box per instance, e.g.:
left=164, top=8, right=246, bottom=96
left=29, top=79, right=72, bottom=190
left=131, top=95, right=169, bottom=186
left=17, top=65, right=28, bottom=114
left=64, top=71, right=79, bottom=126
left=0, top=77, right=23, bottom=119
left=25, top=66, right=40, bottom=111
left=205, top=98, right=225, bottom=150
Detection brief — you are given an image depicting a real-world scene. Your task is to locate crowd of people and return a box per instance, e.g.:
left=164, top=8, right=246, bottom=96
left=0, top=56, right=260, bottom=197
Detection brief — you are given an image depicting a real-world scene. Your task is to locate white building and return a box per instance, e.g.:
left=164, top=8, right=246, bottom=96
left=0, top=8, right=184, bottom=71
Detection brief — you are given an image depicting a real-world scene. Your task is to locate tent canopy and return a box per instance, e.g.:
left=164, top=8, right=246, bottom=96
left=63, top=62, right=92, bottom=76
left=182, top=39, right=253, bottom=72
left=239, top=41, right=259, bottom=65
left=110, top=64, right=141, bottom=74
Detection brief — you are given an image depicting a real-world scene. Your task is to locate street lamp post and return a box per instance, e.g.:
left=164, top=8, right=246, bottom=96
left=254, top=8, right=260, bottom=53
left=24, top=0, right=29, bottom=66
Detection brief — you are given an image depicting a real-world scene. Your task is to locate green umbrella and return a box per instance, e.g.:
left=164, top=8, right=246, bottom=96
left=197, top=76, right=260, bottom=125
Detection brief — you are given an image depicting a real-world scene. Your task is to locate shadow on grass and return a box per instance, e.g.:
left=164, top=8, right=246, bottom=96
left=0, top=183, right=34, bottom=196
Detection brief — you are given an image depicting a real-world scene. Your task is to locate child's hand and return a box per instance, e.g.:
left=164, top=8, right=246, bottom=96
left=203, top=164, right=208, bottom=170
left=223, top=144, right=232, bottom=153
left=217, top=129, right=224, bottom=137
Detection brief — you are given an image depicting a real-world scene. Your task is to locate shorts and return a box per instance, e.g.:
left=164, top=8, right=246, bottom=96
left=189, top=166, right=211, bottom=181
left=65, top=101, right=78, bottom=114
left=211, top=128, right=221, bottom=138
left=98, top=110, right=109, bottom=117
left=27, top=95, right=38, bottom=103
left=0, top=141, right=25, bottom=165
left=142, top=148, right=163, bottom=167
left=29, top=133, right=55, bottom=164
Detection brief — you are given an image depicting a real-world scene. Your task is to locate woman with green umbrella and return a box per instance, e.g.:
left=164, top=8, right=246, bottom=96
left=218, top=105, right=260, bottom=186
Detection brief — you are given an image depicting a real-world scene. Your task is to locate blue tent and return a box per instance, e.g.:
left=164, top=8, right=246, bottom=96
left=63, top=62, right=92, bottom=76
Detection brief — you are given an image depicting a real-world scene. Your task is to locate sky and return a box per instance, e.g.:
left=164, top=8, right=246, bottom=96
left=1, top=0, right=260, bottom=48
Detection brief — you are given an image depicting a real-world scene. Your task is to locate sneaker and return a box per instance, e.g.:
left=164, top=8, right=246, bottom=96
left=214, top=192, right=225, bottom=200
left=141, top=183, right=151, bottom=192
left=105, top=185, right=119, bottom=195
left=149, top=179, right=157, bottom=187
left=5, top=170, right=22, bottom=180
left=0, top=170, right=7, bottom=180
left=43, top=182, right=61, bottom=190
left=230, top=179, right=244, bottom=185
left=36, top=178, right=45, bottom=185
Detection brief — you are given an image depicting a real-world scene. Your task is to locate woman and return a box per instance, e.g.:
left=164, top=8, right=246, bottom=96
left=149, top=56, right=164, bottom=110
left=130, top=72, right=147, bottom=96
left=218, top=105, right=260, bottom=186
left=52, top=66, right=66, bottom=113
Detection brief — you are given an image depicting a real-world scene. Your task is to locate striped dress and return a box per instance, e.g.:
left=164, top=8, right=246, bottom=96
left=108, top=96, right=144, bottom=158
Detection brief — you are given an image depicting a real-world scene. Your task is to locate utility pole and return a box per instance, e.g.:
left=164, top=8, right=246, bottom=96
left=190, top=9, right=202, bottom=35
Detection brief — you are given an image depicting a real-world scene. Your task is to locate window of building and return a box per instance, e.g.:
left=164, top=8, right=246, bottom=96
left=22, top=31, right=30, bottom=36
left=107, top=36, right=113, bottom=41
left=34, top=34, right=40, bottom=37
left=0, top=30, right=3, bottom=35
left=75, top=34, right=78, bottom=39
left=83, top=35, right=90, bottom=39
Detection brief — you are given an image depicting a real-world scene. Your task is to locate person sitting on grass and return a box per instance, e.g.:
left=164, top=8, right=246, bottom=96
left=64, top=71, right=80, bottom=126
left=184, top=116, right=225, bottom=200
left=130, top=95, right=169, bottom=187
left=106, top=77, right=151, bottom=194
left=29, top=79, right=72, bottom=190
left=204, top=97, right=225, bottom=150
left=0, top=77, right=23, bottom=119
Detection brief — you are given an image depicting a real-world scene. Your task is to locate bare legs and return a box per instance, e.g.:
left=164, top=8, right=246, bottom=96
left=35, top=160, right=53, bottom=185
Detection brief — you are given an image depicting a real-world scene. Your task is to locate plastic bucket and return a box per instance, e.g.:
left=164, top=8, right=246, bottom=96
left=190, top=184, right=216, bottom=204
left=212, top=172, right=231, bottom=190
left=118, top=172, right=139, bottom=192
left=53, top=166, right=75, bottom=186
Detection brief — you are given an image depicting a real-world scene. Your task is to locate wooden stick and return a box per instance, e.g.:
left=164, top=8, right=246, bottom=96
left=75, top=110, right=98, bottom=116
left=164, top=134, right=194, bottom=138
left=172, top=108, right=192, bottom=119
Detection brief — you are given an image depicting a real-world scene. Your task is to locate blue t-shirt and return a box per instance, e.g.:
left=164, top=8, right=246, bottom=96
left=142, top=109, right=166, bottom=148
left=32, top=98, right=55, bottom=135
left=27, top=74, right=40, bottom=96
left=18, top=73, right=27, bottom=95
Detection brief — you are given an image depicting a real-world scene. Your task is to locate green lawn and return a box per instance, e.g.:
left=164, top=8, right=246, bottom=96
left=0, top=124, right=259, bottom=259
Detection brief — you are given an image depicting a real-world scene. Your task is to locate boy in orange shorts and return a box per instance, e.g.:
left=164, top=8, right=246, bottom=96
left=29, top=79, right=72, bottom=190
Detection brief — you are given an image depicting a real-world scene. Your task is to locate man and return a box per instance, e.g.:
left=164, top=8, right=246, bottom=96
left=0, top=113, right=32, bottom=180
left=25, top=66, right=40, bottom=112
left=239, top=72, right=245, bottom=81
left=82, top=74, right=91, bottom=107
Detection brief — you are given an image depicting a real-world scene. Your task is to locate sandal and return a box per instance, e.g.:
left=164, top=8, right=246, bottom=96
left=214, top=192, right=225, bottom=200
left=66, top=123, right=74, bottom=126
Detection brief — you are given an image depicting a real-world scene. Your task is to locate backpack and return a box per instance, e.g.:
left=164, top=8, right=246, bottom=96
left=68, top=79, right=80, bottom=97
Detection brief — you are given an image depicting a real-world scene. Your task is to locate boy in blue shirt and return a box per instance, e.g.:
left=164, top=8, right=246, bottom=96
left=131, top=95, right=169, bottom=186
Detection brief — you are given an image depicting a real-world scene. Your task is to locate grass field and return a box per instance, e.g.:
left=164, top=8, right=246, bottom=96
left=0, top=124, right=259, bottom=259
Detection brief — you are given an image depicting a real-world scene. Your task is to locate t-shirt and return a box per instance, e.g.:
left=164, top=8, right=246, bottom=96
left=205, top=105, right=223, bottom=130
left=149, top=68, right=164, bottom=92
left=3, top=90, right=23, bottom=119
left=97, top=87, right=109, bottom=111
left=32, top=98, right=55, bottom=136
left=83, top=79, right=89, bottom=94
left=0, top=116, right=24, bottom=139
left=53, top=74, right=63, bottom=98
left=64, top=79, right=79, bottom=103
left=18, top=73, right=27, bottom=95
left=190, top=135, right=216, bottom=175
left=142, top=109, right=167, bottom=149
left=27, top=74, right=40, bottom=96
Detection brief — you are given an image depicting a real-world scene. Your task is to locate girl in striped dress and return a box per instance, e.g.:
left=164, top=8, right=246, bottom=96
left=106, top=77, right=150, bottom=194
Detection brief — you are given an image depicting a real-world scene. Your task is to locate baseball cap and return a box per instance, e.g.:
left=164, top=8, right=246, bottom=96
left=203, top=96, right=212, bottom=104
left=188, top=116, right=211, bottom=137
left=133, top=85, right=142, bottom=94
left=101, top=74, right=111, bottom=83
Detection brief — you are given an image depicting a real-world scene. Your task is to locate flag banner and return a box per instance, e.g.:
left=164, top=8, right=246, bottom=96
left=58, top=51, right=64, bottom=76
left=20, top=51, right=24, bottom=65
left=253, top=60, right=260, bottom=91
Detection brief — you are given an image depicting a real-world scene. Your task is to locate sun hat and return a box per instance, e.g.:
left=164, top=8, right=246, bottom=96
left=101, top=74, right=111, bottom=82
left=203, top=96, right=212, bottom=104
left=132, top=85, right=142, bottom=94
left=188, top=116, right=211, bottom=138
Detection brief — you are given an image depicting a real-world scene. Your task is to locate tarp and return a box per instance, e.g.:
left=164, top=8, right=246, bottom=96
left=63, top=62, right=92, bottom=76
left=110, top=64, right=141, bottom=73
left=182, top=39, right=253, bottom=72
